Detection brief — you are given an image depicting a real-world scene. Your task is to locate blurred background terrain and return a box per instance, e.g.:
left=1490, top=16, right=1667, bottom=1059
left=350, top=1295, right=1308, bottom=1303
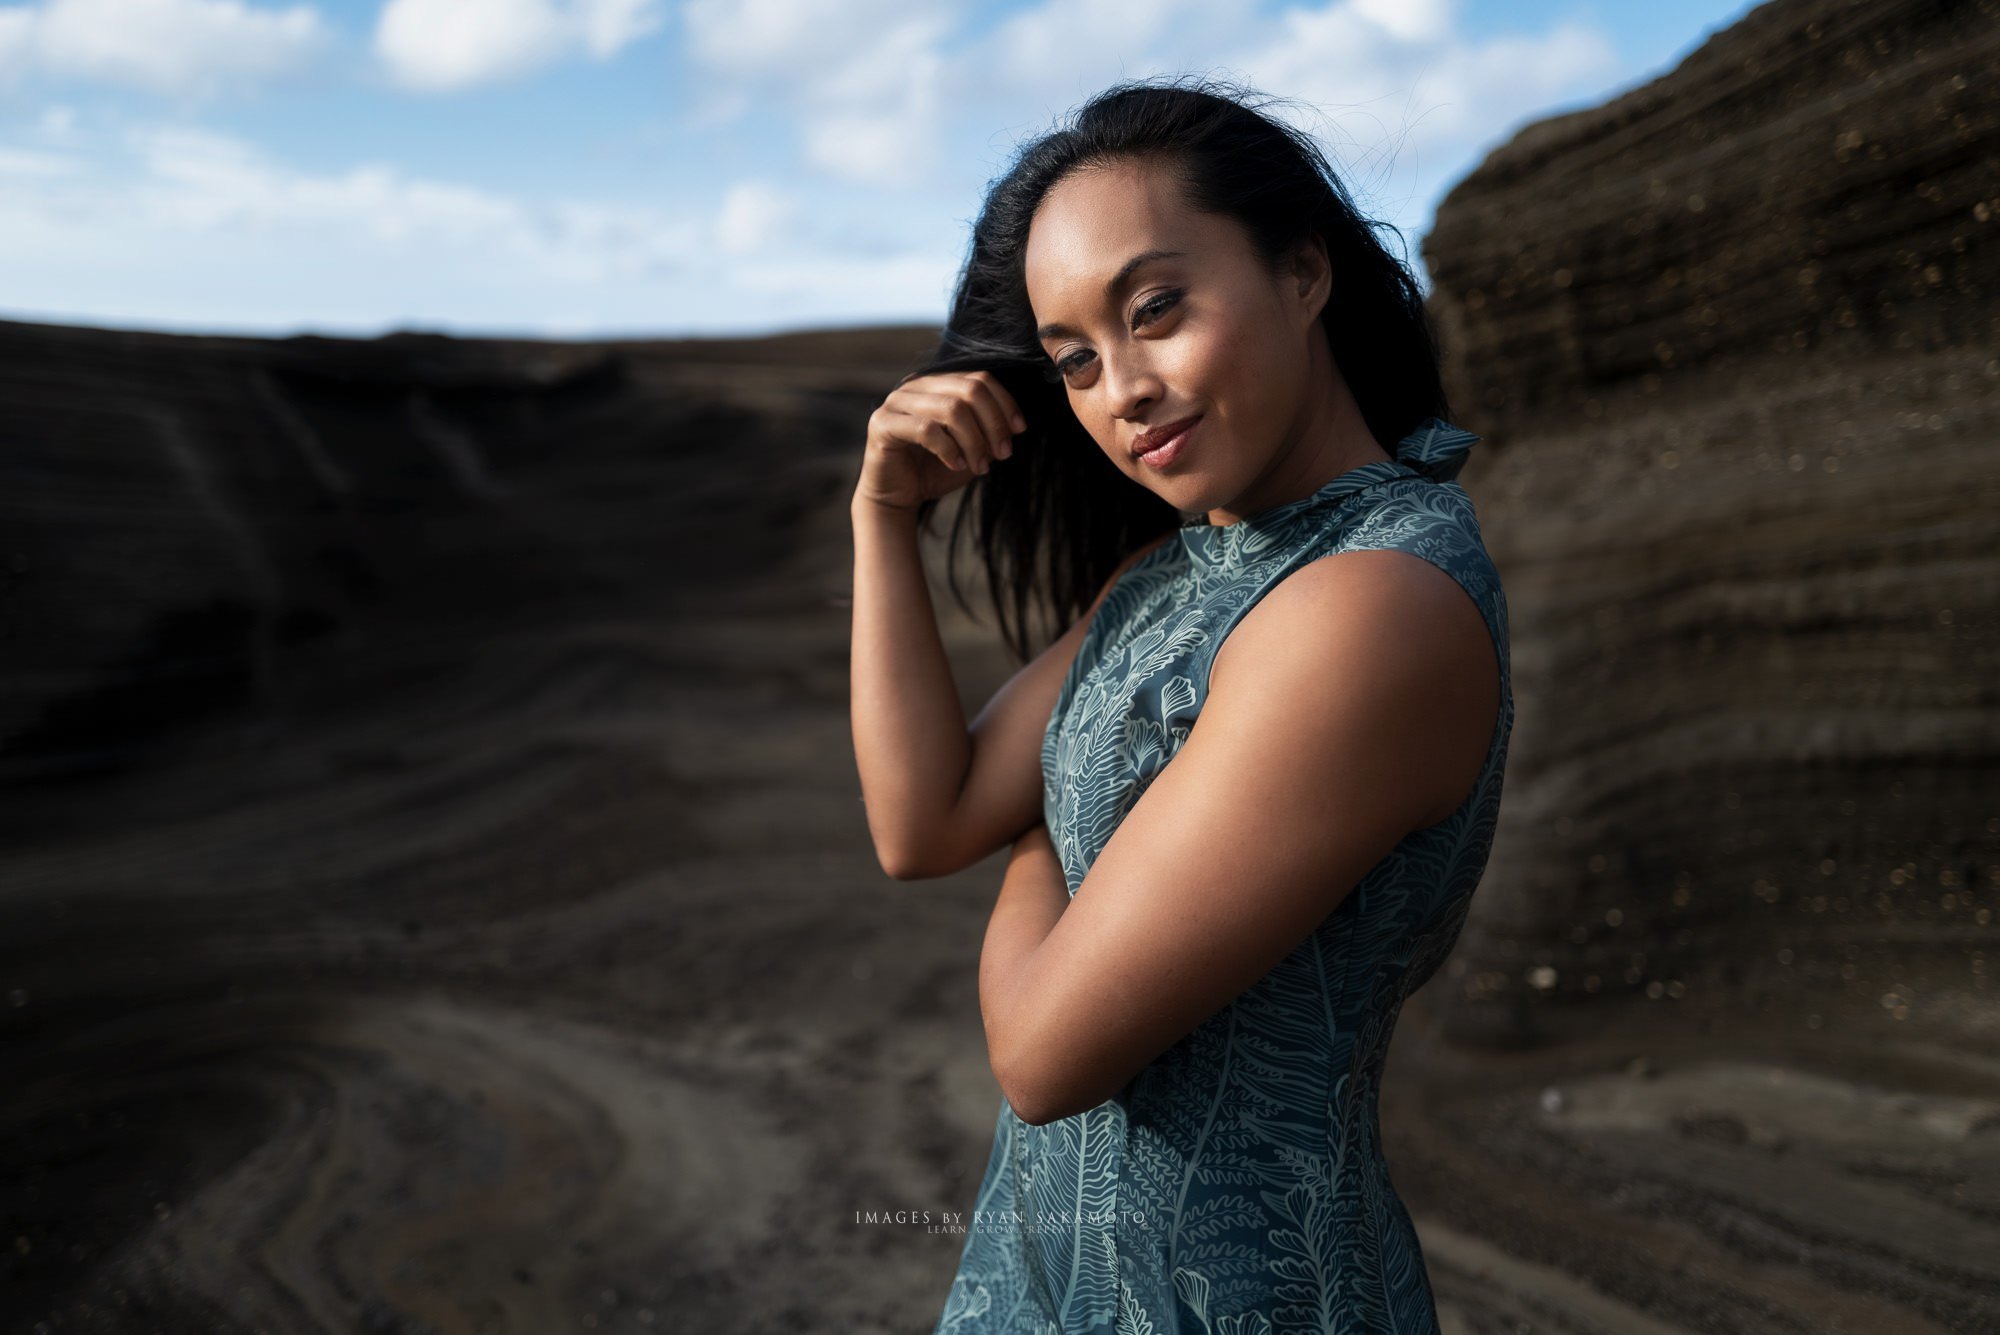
left=3, top=0, right=1998, bottom=1331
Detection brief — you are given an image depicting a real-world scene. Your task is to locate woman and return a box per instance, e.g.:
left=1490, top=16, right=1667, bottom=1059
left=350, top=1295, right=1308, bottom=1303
left=849, top=76, right=1512, bottom=1334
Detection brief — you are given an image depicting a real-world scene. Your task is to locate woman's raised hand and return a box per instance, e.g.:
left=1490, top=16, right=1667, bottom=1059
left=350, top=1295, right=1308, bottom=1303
left=854, top=369, right=1027, bottom=512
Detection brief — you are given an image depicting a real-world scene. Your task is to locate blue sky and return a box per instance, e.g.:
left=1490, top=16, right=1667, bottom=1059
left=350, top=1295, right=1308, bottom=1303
left=0, top=0, right=1763, bottom=340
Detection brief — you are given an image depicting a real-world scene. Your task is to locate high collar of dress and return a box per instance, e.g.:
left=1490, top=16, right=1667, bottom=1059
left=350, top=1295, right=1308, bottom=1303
left=1174, top=417, right=1480, bottom=569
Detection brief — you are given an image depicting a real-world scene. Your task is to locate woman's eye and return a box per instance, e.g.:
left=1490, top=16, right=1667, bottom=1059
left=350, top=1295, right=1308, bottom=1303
left=1045, top=290, right=1181, bottom=383
left=1133, top=288, right=1182, bottom=327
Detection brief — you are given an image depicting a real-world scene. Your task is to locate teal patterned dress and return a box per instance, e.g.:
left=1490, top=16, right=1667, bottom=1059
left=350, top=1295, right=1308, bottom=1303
left=932, top=418, right=1513, bottom=1335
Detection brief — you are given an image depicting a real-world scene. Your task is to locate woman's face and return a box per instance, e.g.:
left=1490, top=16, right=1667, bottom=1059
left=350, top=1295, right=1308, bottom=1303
left=1022, top=155, right=1329, bottom=519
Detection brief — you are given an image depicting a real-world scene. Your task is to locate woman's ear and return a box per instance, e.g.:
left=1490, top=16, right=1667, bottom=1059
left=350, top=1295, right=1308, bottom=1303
left=1286, top=232, right=1331, bottom=326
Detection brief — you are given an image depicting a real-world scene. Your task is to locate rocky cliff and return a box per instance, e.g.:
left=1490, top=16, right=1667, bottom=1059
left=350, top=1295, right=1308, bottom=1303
left=1395, top=1, right=2000, bottom=1327
left=1420, top=0, right=1998, bottom=1053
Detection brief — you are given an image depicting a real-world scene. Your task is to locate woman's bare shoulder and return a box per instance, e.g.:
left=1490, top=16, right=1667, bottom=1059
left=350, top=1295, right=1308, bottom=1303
left=1214, top=546, right=1499, bottom=825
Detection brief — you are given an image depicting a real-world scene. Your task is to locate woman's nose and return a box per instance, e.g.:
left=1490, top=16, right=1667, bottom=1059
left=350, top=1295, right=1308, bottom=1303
left=1104, top=351, right=1163, bottom=421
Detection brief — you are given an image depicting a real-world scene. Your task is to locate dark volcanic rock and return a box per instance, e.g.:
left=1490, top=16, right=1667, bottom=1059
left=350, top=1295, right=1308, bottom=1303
left=1419, top=0, right=1999, bottom=1050
left=0, top=319, right=936, bottom=794
left=1404, top=6, right=2000, bottom=1328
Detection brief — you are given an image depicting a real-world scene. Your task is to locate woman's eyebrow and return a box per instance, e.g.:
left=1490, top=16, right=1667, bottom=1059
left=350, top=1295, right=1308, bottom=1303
left=1035, top=248, right=1188, bottom=341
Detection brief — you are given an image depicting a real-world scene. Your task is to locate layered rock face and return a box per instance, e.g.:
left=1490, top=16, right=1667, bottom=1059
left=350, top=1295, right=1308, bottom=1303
left=0, top=322, right=932, bottom=794
left=1419, top=0, right=1999, bottom=1052
left=1385, top=6, right=2000, bottom=1327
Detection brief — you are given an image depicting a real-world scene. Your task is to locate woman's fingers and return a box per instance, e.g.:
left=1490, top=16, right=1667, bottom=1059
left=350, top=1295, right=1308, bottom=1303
left=866, top=403, right=953, bottom=473
left=903, top=387, right=994, bottom=473
left=924, top=414, right=976, bottom=472
left=970, top=370, right=1027, bottom=436
left=953, top=380, right=1012, bottom=468
left=967, top=372, right=1027, bottom=461
left=887, top=370, right=1028, bottom=476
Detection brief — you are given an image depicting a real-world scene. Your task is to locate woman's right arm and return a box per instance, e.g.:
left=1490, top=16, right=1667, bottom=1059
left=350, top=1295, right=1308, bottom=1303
left=849, top=368, right=1161, bottom=880
left=852, top=501, right=1158, bottom=879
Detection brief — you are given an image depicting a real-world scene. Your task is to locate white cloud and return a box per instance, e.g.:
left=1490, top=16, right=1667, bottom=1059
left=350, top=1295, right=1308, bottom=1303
left=1240, top=7, right=1616, bottom=138
left=1398, top=23, right=1621, bottom=137
left=127, top=125, right=520, bottom=238
left=726, top=248, right=957, bottom=309
left=682, top=0, right=958, bottom=188
left=36, top=103, right=80, bottom=138
left=714, top=179, right=800, bottom=256
left=373, top=0, right=664, bottom=92
left=984, top=0, right=1257, bottom=102
left=1217, top=8, right=1616, bottom=229
left=114, top=123, right=709, bottom=280
left=0, top=0, right=325, bottom=96
left=0, top=117, right=958, bottom=334
left=574, top=0, right=657, bottom=57
left=680, top=0, right=875, bottom=71
left=1351, top=0, right=1454, bottom=43
left=0, top=10, right=34, bottom=77
left=679, top=0, right=1617, bottom=214
left=0, top=144, right=81, bottom=174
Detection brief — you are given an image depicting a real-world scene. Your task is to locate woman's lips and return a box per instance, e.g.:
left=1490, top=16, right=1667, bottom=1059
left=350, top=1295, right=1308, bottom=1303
left=1135, top=417, right=1199, bottom=470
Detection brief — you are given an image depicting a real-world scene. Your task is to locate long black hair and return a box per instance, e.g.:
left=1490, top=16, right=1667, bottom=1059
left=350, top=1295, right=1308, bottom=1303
left=903, top=73, right=1450, bottom=664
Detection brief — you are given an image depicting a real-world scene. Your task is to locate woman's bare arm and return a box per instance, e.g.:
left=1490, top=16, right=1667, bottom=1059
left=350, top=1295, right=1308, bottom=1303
left=850, top=494, right=1167, bottom=880
left=979, top=823, right=1071, bottom=1083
